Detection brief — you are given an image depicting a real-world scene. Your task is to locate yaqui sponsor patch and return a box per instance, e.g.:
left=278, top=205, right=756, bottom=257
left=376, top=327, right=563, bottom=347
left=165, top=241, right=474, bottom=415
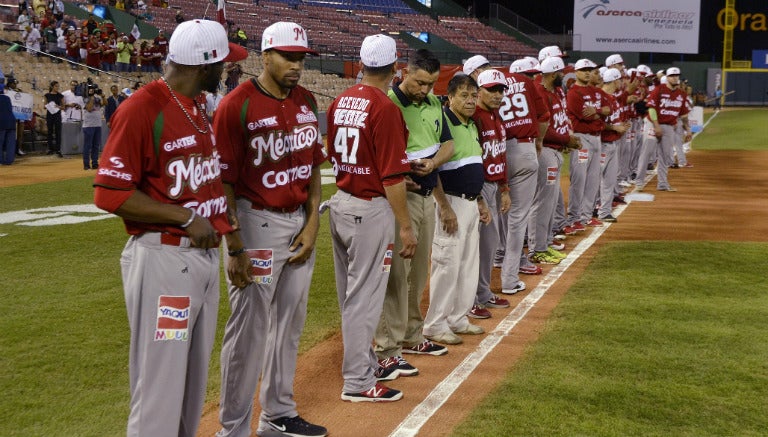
left=155, top=295, right=190, bottom=341
left=248, top=249, right=273, bottom=284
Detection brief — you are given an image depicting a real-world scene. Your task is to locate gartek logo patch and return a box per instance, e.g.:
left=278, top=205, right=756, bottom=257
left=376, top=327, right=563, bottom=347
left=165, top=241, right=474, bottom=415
left=248, top=249, right=273, bottom=284
left=154, top=295, right=190, bottom=342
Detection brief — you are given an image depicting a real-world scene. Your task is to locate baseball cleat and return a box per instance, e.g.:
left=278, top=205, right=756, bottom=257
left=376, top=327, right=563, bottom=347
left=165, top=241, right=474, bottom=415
left=530, top=251, right=561, bottom=265
left=485, top=295, right=510, bottom=308
left=586, top=218, right=603, bottom=227
left=600, top=214, right=618, bottom=223
left=657, top=186, right=677, bottom=192
left=546, top=247, right=567, bottom=260
left=502, top=280, right=526, bottom=295
left=402, top=340, right=448, bottom=356
left=452, top=323, right=484, bottom=335
left=375, top=357, right=402, bottom=381
left=425, top=331, right=463, bottom=345
left=341, top=383, right=403, bottom=403
left=519, top=264, right=543, bottom=275
left=394, top=356, right=419, bottom=377
left=468, top=304, right=491, bottom=319
left=549, top=240, right=565, bottom=251
left=257, top=415, right=328, bottom=437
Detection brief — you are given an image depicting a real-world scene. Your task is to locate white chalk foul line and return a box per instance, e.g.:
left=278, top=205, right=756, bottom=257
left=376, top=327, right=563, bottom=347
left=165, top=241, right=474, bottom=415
left=389, top=209, right=627, bottom=437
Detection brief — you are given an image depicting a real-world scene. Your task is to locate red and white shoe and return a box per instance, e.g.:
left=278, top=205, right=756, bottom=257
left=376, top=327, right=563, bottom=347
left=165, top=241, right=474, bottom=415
left=341, top=383, right=403, bottom=402
left=468, top=304, right=491, bottom=319
left=586, top=218, right=603, bottom=227
left=572, top=221, right=586, bottom=232
left=519, top=264, right=543, bottom=275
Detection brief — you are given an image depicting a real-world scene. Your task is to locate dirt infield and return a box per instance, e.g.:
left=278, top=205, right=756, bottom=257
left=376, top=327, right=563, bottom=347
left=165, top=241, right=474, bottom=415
left=4, top=146, right=766, bottom=437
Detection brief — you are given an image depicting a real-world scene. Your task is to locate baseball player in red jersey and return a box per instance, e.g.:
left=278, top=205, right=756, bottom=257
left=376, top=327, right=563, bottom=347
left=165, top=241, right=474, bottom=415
left=634, top=67, right=691, bottom=192
left=468, top=68, right=511, bottom=318
left=93, top=20, right=247, bottom=437
left=565, top=59, right=611, bottom=234
left=528, top=56, right=581, bottom=265
left=213, top=22, right=328, bottom=437
left=597, top=68, right=631, bottom=222
left=326, top=34, right=417, bottom=403
left=499, top=59, right=549, bottom=294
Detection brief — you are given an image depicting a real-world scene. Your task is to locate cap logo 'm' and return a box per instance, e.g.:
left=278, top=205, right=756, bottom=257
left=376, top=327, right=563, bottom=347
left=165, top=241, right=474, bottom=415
left=294, top=27, right=305, bottom=41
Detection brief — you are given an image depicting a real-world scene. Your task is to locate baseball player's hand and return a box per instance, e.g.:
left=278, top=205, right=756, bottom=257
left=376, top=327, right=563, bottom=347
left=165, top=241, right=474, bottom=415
left=410, top=158, right=435, bottom=177
left=186, top=215, right=220, bottom=249
left=478, top=199, right=491, bottom=225
left=653, top=125, right=662, bottom=138
left=582, top=105, right=597, bottom=119
left=567, top=135, right=582, bottom=150
left=288, top=222, right=318, bottom=264
left=398, top=226, right=417, bottom=259
left=499, top=191, right=511, bottom=214
left=684, top=131, right=693, bottom=143
left=227, top=252, right=252, bottom=289
left=404, top=176, right=421, bottom=192
left=438, top=204, right=458, bottom=235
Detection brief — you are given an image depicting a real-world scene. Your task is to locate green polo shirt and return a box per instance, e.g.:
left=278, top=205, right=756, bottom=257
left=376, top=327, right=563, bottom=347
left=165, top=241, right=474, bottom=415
left=439, top=107, right=484, bottom=196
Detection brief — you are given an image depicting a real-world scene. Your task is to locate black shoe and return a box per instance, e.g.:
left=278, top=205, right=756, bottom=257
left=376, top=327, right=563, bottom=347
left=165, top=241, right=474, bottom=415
left=92, top=164, right=98, bottom=169
left=16, top=149, right=26, bottom=156
left=84, top=166, right=90, bottom=170
left=259, top=415, right=327, bottom=437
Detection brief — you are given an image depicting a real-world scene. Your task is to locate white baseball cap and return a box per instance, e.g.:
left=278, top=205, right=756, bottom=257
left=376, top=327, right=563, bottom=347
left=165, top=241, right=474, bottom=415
left=167, top=19, right=247, bottom=66
left=510, top=57, right=540, bottom=74
left=636, top=64, right=654, bottom=77
left=602, top=67, right=621, bottom=83
left=539, top=56, right=564, bottom=73
left=538, top=45, right=564, bottom=61
left=262, top=21, right=318, bottom=55
left=666, top=67, right=681, bottom=76
left=660, top=75, right=668, bottom=84
left=605, top=54, right=624, bottom=67
left=574, top=58, right=597, bottom=70
left=599, top=66, right=607, bottom=76
left=463, top=54, right=490, bottom=76
left=121, top=87, right=133, bottom=96
left=360, top=34, right=396, bottom=67
left=476, top=69, right=507, bottom=89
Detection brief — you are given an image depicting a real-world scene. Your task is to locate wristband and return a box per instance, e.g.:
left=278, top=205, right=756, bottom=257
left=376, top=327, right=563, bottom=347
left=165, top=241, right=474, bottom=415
left=228, top=247, right=246, bottom=257
left=180, top=209, right=196, bottom=228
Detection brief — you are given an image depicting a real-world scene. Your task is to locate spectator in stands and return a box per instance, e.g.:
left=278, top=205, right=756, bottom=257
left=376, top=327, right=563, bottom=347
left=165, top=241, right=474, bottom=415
left=52, top=0, right=64, bottom=21
left=18, top=1, right=29, bottom=18
left=44, top=80, right=64, bottom=157
left=235, top=27, right=248, bottom=47
left=150, top=40, right=163, bottom=72
left=83, top=15, right=98, bottom=34
left=0, top=81, right=17, bottom=165
left=115, top=0, right=126, bottom=11
left=104, top=84, right=125, bottom=128
left=85, top=31, right=103, bottom=74
left=81, top=85, right=103, bottom=170
left=66, top=27, right=81, bottom=69
left=175, top=9, right=184, bottom=23
left=43, top=22, right=62, bottom=61
left=137, top=41, right=154, bottom=73
left=153, top=29, right=168, bottom=58
left=17, top=8, right=30, bottom=27
left=204, top=89, right=223, bottom=120
left=78, top=27, right=89, bottom=64
left=101, top=34, right=117, bottom=71
left=115, top=35, right=132, bottom=72
left=23, top=24, right=42, bottom=56
left=224, top=62, right=242, bottom=93
left=32, top=0, right=46, bottom=17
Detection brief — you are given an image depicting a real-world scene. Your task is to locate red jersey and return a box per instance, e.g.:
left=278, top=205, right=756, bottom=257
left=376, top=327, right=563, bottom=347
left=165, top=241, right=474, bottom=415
left=645, top=84, right=690, bottom=125
left=85, top=39, right=102, bottom=67
left=471, top=106, right=507, bottom=183
left=154, top=35, right=168, bottom=56
left=101, top=40, right=117, bottom=64
left=326, top=84, right=409, bottom=198
left=66, top=36, right=79, bottom=58
left=601, top=92, right=626, bottom=143
left=535, top=82, right=571, bottom=149
left=94, top=80, right=232, bottom=237
left=567, top=84, right=608, bottom=134
left=214, top=80, right=326, bottom=210
left=500, top=72, right=550, bottom=141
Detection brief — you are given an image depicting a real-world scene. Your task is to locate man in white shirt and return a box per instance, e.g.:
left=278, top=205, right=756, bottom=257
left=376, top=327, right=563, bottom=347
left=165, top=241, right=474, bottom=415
left=61, top=81, right=83, bottom=122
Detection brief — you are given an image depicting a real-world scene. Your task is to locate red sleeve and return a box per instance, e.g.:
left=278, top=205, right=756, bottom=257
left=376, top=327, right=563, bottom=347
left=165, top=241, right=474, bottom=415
left=680, top=91, right=691, bottom=116
left=566, top=87, right=585, bottom=122
left=212, top=91, right=247, bottom=185
left=530, top=82, right=550, bottom=122
left=372, top=98, right=409, bottom=182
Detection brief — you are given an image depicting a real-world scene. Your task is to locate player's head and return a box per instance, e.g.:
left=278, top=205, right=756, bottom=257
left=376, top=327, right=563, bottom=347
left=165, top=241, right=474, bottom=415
left=167, top=19, right=247, bottom=93
left=601, top=67, right=621, bottom=90
left=605, top=54, right=624, bottom=72
left=574, top=58, right=597, bottom=85
left=540, top=56, right=565, bottom=88
left=359, top=34, right=397, bottom=77
left=463, top=54, right=491, bottom=81
left=665, top=67, right=681, bottom=87
left=401, top=49, right=440, bottom=103
left=475, top=69, right=507, bottom=111
left=261, top=22, right=317, bottom=90
left=446, top=74, right=478, bottom=121
left=538, top=45, right=564, bottom=62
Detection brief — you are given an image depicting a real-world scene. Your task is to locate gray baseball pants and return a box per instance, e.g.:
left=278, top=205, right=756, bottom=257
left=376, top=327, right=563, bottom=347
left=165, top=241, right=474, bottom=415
left=529, top=146, right=563, bottom=253
left=329, top=192, right=395, bottom=393
left=122, top=232, right=220, bottom=437
left=476, top=182, right=500, bottom=305
left=500, top=140, right=537, bottom=288
left=218, top=200, right=315, bottom=437
left=635, top=121, right=676, bottom=190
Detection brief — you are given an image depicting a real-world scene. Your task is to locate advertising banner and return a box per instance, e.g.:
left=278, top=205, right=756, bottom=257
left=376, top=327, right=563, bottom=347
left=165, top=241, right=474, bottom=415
left=573, top=0, right=701, bottom=53
left=6, top=90, right=33, bottom=121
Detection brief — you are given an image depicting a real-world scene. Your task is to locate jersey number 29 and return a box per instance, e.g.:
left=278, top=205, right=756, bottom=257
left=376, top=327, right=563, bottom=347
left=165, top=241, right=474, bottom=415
left=333, top=127, right=360, bottom=164
left=499, top=93, right=530, bottom=121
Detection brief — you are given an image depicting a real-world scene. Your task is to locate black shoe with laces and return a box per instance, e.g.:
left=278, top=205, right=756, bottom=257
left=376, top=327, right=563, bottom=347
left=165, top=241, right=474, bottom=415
left=258, top=415, right=327, bottom=437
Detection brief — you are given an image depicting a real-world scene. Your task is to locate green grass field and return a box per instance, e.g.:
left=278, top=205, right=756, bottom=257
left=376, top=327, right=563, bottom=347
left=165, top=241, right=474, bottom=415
left=0, top=109, right=766, bottom=436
